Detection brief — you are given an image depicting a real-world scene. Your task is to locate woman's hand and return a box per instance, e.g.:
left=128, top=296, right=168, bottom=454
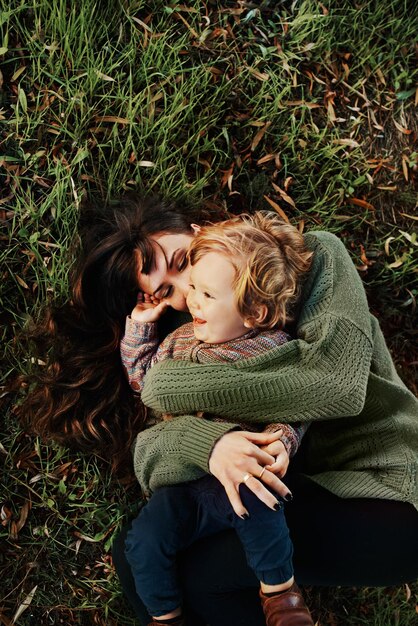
left=209, top=430, right=292, bottom=518
left=262, top=439, right=290, bottom=478
left=131, top=293, right=168, bottom=323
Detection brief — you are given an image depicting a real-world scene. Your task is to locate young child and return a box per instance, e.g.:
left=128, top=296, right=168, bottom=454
left=120, top=212, right=314, bottom=626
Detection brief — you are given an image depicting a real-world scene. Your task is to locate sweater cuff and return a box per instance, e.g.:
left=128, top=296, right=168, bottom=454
left=179, top=419, right=239, bottom=473
left=124, top=316, right=158, bottom=342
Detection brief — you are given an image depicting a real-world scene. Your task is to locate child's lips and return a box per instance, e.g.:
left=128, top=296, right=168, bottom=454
left=193, top=316, right=206, bottom=325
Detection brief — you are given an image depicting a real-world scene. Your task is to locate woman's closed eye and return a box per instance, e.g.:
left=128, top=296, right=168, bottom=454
left=177, top=253, right=188, bottom=272
left=160, top=285, right=173, bottom=298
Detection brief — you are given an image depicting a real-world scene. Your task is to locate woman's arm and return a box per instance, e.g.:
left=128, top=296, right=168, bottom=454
left=132, top=416, right=286, bottom=500
left=140, top=232, right=374, bottom=423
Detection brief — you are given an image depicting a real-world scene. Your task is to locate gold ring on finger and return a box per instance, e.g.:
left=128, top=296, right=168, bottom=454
left=242, top=473, right=252, bottom=483
left=258, top=466, right=266, bottom=479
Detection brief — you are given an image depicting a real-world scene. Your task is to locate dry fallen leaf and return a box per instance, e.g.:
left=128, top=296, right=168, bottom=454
left=393, top=120, right=412, bottom=135
left=272, top=182, right=297, bottom=209
left=347, top=198, right=375, bottom=211
left=251, top=122, right=272, bottom=152
left=263, top=195, right=290, bottom=223
left=12, top=586, right=38, bottom=624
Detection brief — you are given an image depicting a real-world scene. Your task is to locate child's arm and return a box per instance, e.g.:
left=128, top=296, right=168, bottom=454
left=262, top=422, right=310, bottom=476
left=120, top=294, right=168, bottom=392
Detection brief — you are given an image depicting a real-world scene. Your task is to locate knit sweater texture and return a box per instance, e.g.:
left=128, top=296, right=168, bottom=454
left=133, top=231, right=418, bottom=509
left=120, top=321, right=308, bottom=458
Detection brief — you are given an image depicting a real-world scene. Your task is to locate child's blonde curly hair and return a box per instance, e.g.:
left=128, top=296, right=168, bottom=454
left=188, top=211, right=313, bottom=330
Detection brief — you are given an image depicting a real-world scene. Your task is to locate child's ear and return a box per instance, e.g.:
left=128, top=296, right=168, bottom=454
left=190, top=223, right=201, bottom=235
left=244, top=305, right=268, bottom=328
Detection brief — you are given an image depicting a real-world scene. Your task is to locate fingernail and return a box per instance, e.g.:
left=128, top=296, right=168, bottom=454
left=273, top=502, right=282, bottom=511
left=283, top=493, right=293, bottom=502
left=242, top=513, right=250, bottom=520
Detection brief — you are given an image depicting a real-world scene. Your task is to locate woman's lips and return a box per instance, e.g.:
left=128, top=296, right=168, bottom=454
left=193, top=316, right=206, bottom=325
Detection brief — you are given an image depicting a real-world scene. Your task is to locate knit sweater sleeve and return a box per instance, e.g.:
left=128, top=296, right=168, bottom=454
left=120, top=318, right=160, bottom=393
left=264, top=422, right=310, bottom=457
left=140, top=232, right=374, bottom=423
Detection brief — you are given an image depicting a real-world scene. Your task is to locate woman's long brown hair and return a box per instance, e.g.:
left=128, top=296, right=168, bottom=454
left=19, top=194, right=205, bottom=474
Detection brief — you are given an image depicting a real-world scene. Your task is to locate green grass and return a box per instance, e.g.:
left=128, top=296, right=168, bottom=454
left=1, top=0, right=417, bottom=624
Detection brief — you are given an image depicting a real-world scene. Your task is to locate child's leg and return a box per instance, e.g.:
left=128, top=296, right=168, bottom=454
left=125, top=478, right=232, bottom=621
left=232, top=485, right=294, bottom=590
left=232, top=484, right=313, bottom=625
left=125, top=484, right=198, bottom=620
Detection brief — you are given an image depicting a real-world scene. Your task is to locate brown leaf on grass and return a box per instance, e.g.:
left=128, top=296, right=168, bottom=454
left=73, top=531, right=101, bottom=543
left=401, top=155, right=409, bottom=182
left=173, top=12, right=199, bottom=38
left=256, top=154, right=276, bottom=165
left=206, top=66, right=223, bottom=76
left=283, top=100, right=321, bottom=109
left=220, top=164, right=234, bottom=189
left=347, top=198, right=375, bottom=211
left=272, top=182, right=297, bottom=209
left=284, top=177, right=293, bottom=191
left=332, top=138, right=360, bottom=148
left=0, top=209, right=14, bottom=220
left=325, top=91, right=337, bottom=123
left=359, top=244, right=373, bottom=266
left=33, top=175, right=53, bottom=188
left=94, top=116, right=130, bottom=124
left=198, top=157, right=212, bottom=171
left=384, top=236, right=395, bottom=256
left=14, top=502, right=31, bottom=534
left=15, top=276, right=29, bottom=290
left=1, top=504, right=12, bottom=526
left=400, top=213, right=418, bottom=221
left=405, top=583, right=411, bottom=601
left=131, top=16, right=152, bottom=32
left=375, top=67, right=386, bottom=85
left=263, top=195, right=290, bottom=223
left=251, top=122, right=271, bottom=151
left=12, top=586, right=38, bottom=624
left=246, top=66, right=270, bottom=82
left=393, top=120, right=412, bottom=135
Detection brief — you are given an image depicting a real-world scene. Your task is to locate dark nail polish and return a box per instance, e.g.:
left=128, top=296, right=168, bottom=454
left=283, top=493, right=293, bottom=502
left=273, top=502, right=282, bottom=511
left=242, top=513, right=250, bottom=520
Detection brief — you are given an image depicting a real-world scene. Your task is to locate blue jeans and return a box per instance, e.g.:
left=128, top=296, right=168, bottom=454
left=125, top=475, right=293, bottom=617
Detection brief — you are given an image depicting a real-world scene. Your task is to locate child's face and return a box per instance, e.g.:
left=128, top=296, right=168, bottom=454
left=186, top=252, right=248, bottom=344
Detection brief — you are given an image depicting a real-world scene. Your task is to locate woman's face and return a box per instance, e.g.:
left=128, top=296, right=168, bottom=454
left=137, top=231, right=194, bottom=311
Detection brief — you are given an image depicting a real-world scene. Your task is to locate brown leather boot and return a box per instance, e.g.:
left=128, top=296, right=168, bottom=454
left=260, top=582, right=314, bottom=626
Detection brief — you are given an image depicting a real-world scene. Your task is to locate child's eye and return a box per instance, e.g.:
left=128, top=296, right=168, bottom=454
left=188, top=283, right=195, bottom=290
left=204, top=292, right=213, bottom=299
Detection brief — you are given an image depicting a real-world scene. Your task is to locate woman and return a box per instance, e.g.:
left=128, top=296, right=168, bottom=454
left=23, top=194, right=418, bottom=626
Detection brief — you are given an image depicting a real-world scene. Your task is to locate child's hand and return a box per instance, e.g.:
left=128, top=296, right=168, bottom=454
left=131, top=293, right=168, bottom=323
left=261, top=439, right=290, bottom=478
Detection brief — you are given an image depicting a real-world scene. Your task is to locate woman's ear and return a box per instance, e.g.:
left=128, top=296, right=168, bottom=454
left=190, top=223, right=201, bottom=235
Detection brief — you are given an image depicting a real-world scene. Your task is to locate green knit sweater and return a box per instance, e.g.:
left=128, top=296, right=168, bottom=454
left=133, top=231, right=418, bottom=509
